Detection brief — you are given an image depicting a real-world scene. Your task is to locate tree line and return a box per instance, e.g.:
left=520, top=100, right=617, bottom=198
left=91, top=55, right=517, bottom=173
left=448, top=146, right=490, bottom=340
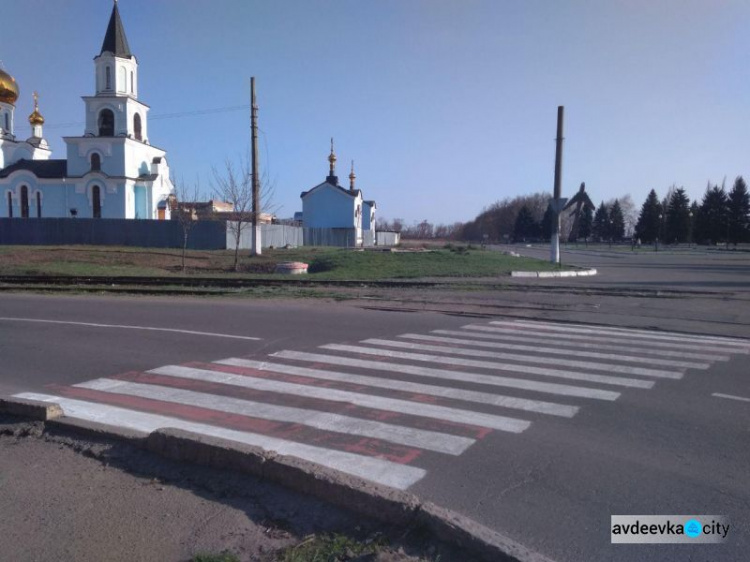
left=386, top=177, right=750, bottom=246
left=634, top=178, right=749, bottom=245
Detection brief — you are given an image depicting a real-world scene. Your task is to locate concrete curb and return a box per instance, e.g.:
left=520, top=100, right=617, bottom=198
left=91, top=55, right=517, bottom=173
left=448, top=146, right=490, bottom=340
left=0, top=398, right=555, bottom=562
left=511, top=268, right=597, bottom=278
left=0, top=397, right=64, bottom=420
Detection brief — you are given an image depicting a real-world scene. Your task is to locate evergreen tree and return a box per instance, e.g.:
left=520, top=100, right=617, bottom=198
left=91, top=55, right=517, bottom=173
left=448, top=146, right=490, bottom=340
left=578, top=204, right=593, bottom=242
left=609, top=199, right=625, bottom=242
left=727, top=176, right=750, bottom=245
left=593, top=202, right=610, bottom=242
left=635, top=189, right=662, bottom=243
left=695, top=185, right=728, bottom=245
left=513, top=206, right=538, bottom=242
left=540, top=205, right=554, bottom=241
left=665, top=188, right=691, bottom=243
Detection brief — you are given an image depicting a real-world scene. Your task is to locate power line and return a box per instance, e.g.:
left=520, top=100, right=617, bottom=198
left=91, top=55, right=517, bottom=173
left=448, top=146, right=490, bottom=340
left=14, top=103, right=251, bottom=132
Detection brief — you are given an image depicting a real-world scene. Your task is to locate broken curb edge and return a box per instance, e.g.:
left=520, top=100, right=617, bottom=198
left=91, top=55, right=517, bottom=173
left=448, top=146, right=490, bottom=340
left=0, top=396, right=556, bottom=562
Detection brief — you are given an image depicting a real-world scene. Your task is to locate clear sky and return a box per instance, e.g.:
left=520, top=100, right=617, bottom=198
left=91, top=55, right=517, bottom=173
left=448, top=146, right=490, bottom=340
left=1, top=0, right=747, bottom=224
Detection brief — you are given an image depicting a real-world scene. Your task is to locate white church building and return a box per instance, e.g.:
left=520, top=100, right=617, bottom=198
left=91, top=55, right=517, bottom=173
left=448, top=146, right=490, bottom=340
left=0, top=2, right=174, bottom=220
left=300, top=140, right=376, bottom=246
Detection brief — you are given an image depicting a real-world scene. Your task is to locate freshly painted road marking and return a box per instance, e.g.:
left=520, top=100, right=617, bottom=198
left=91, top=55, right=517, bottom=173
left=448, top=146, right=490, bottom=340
left=400, top=333, right=711, bottom=370
left=75, top=378, right=480, bottom=454
left=215, top=358, right=579, bottom=418
left=271, top=350, right=622, bottom=401
left=147, top=365, right=529, bottom=435
left=490, top=320, right=750, bottom=350
left=463, top=325, right=746, bottom=354
left=432, top=330, right=730, bottom=362
left=711, top=393, right=750, bottom=403
left=0, top=317, right=261, bottom=341
left=320, top=344, right=655, bottom=389
left=362, top=338, right=684, bottom=379
left=505, top=319, right=750, bottom=347
left=14, top=392, right=425, bottom=489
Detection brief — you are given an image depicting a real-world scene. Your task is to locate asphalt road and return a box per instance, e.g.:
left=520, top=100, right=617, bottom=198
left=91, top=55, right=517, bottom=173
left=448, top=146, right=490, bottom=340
left=1, top=250, right=748, bottom=562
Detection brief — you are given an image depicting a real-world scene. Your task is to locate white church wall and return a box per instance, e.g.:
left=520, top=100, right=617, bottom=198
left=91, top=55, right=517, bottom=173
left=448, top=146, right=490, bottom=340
left=303, top=186, right=357, bottom=229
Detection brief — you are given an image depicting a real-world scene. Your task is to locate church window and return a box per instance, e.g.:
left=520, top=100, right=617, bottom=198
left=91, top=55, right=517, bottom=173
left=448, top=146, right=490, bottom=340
left=131, top=71, right=134, bottom=94
left=118, top=67, right=126, bottom=92
left=98, top=109, right=115, bottom=137
left=7, top=193, right=12, bottom=218
left=3, top=113, right=8, bottom=132
left=91, top=153, right=101, bottom=171
left=92, top=186, right=102, bottom=218
left=134, top=114, right=142, bottom=141
left=106, top=66, right=111, bottom=90
left=36, top=192, right=42, bottom=218
left=20, top=186, right=29, bottom=218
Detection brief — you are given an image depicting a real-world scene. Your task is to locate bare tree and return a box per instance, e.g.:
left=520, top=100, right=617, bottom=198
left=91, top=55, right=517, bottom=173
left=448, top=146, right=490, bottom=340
left=172, top=178, right=202, bottom=273
left=212, top=160, right=253, bottom=272
left=212, top=157, right=278, bottom=271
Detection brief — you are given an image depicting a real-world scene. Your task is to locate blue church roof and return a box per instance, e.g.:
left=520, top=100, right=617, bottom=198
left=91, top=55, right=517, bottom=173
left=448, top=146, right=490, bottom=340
left=0, top=159, right=67, bottom=178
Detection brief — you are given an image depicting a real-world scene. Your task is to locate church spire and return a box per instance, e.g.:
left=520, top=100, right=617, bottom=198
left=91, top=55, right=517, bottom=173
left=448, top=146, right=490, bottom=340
left=100, top=0, right=132, bottom=58
left=326, top=137, right=338, bottom=185
left=349, top=160, right=356, bottom=192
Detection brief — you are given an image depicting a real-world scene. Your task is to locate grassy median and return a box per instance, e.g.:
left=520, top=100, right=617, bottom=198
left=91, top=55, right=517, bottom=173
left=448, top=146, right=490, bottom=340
left=0, top=244, right=566, bottom=280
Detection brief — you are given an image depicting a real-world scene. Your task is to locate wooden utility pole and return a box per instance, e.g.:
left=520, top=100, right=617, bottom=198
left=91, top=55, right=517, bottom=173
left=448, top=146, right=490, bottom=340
left=251, top=76, right=261, bottom=256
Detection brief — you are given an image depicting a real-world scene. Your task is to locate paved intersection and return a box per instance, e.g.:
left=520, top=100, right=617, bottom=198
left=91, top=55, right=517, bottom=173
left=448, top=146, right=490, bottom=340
left=16, top=318, right=749, bottom=495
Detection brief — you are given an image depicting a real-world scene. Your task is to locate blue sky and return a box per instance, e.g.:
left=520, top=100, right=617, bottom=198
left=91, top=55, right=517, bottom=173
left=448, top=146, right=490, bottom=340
left=1, top=0, right=747, bottom=224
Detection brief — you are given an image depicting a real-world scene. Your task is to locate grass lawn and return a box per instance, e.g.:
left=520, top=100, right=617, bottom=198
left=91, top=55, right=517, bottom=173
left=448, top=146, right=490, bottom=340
left=0, top=244, right=567, bottom=281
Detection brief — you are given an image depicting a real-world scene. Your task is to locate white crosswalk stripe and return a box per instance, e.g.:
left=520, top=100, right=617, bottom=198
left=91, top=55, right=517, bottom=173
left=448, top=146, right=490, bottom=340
left=320, top=344, right=656, bottom=388
left=430, top=329, right=731, bottom=362
left=215, top=358, right=580, bottom=417
left=147, top=365, right=529, bottom=436
left=463, top=324, right=748, bottom=354
left=14, top=392, right=426, bottom=490
left=399, top=333, right=711, bottom=370
left=500, top=319, right=750, bottom=348
left=361, top=338, right=684, bottom=379
left=271, top=350, right=622, bottom=400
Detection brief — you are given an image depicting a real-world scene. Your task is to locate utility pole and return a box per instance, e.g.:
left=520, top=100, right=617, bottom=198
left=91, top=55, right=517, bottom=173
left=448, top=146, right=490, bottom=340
left=550, top=106, right=567, bottom=264
left=250, top=76, right=262, bottom=256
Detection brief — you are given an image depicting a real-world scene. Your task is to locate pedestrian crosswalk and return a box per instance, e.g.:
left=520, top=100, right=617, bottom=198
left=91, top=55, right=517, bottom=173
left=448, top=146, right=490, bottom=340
left=15, top=318, right=750, bottom=491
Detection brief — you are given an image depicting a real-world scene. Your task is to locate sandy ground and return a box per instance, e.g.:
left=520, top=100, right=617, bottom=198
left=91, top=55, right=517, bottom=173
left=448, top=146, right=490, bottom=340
left=0, top=417, right=449, bottom=562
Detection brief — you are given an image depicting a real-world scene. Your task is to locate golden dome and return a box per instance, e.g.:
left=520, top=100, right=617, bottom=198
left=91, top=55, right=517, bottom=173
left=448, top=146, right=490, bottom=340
left=328, top=137, right=337, bottom=166
left=0, top=68, right=19, bottom=105
left=28, top=92, right=44, bottom=126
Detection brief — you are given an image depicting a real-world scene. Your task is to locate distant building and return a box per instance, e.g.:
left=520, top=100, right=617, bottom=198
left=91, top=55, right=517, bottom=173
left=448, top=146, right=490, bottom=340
left=299, top=140, right=376, bottom=246
left=0, top=2, right=174, bottom=220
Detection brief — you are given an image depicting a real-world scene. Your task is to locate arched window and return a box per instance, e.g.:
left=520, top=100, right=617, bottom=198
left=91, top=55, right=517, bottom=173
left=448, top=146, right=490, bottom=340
left=3, top=113, right=8, bottom=132
left=130, top=71, right=134, bottom=94
left=92, top=186, right=102, bottom=218
left=98, top=109, right=114, bottom=136
left=6, top=192, right=12, bottom=218
left=105, top=66, right=111, bottom=90
left=118, top=66, right=126, bottom=92
left=20, top=186, right=29, bottom=218
left=91, top=153, right=101, bottom=171
left=36, top=192, right=42, bottom=218
left=134, top=114, right=142, bottom=141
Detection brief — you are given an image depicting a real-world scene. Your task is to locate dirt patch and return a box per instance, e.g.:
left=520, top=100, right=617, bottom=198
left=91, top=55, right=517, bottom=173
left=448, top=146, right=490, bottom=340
left=0, top=418, right=461, bottom=562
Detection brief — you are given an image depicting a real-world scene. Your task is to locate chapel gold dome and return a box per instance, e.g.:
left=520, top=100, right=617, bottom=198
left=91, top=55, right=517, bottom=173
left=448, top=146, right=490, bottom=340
left=28, top=108, right=44, bottom=126
left=0, top=69, right=19, bottom=106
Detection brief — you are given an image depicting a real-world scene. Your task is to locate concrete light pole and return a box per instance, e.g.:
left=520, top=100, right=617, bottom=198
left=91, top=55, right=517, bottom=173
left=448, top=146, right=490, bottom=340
left=550, top=106, right=567, bottom=264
